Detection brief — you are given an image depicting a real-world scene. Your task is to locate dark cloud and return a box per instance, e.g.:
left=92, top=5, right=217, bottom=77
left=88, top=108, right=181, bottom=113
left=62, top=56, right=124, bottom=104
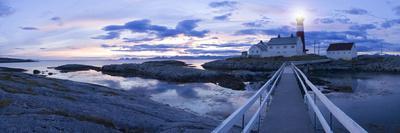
left=235, top=26, right=294, bottom=36
left=242, top=18, right=271, bottom=27
left=199, top=43, right=252, bottom=48
left=0, top=1, right=14, bottom=17
left=340, top=8, right=368, bottom=15
left=381, top=19, right=400, bottom=28
left=91, top=32, right=120, bottom=40
left=101, top=44, right=189, bottom=52
left=19, top=27, right=39, bottom=30
left=213, top=13, right=232, bottom=21
left=100, top=44, right=118, bottom=48
left=184, top=49, right=241, bottom=54
left=50, top=16, right=63, bottom=26
left=349, top=24, right=377, bottom=31
left=393, top=6, right=400, bottom=16
left=314, top=17, right=351, bottom=24
left=51, top=17, right=61, bottom=21
left=122, top=37, right=155, bottom=43
left=209, top=1, right=238, bottom=9
left=95, top=19, right=208, bottom=41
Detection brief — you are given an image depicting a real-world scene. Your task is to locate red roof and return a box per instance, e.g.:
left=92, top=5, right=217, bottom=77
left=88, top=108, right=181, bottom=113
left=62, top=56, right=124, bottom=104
left=327, top=43, right=354, bottom=51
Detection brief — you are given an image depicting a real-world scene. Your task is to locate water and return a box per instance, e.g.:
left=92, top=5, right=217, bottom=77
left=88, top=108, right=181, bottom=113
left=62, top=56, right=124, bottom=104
left=310, top=72, right=400, bottom=132
left=2, top=60, right=400, bottom=131
left=0, top=59, right=254, bottom=120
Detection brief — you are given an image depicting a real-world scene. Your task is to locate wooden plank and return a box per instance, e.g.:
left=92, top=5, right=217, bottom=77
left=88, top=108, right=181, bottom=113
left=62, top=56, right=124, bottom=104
left=260, top=66, right=314, bottom=133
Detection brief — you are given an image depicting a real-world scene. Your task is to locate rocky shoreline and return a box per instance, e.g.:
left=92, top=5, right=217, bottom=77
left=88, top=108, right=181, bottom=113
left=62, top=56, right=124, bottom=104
left=55, top=60, right=248, bottom=90
left=0, top=57, right=35, bottom=63
left=0, top=68, right=220, bottom=132
left=299, top=55, right=400, bottom=72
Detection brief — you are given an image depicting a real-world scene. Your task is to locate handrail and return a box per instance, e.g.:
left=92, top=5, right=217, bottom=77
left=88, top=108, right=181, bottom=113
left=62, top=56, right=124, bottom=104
left=291, top=63, right=368, bottom=133
left=212, top=63, right=286, bottom=133
left=242, top=66, right=283, bottom=133
left=292, top=64, right=333, bottom=133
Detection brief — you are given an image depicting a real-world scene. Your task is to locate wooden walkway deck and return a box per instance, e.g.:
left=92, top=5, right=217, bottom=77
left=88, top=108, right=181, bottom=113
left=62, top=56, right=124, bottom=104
left=260, top=66, right=314, bottom=133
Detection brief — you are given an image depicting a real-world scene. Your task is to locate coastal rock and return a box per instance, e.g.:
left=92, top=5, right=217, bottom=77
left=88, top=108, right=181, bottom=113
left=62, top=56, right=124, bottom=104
left=0, top=57, right=35, bottom=63
left=301, top=55, right=400, bottom=72
left=0, top=71, right=219, bottom=132
left=54, top=64, right=101, bottom=72
left=0, top=67, right=26, bottom=72
left=102, top=60, right=246, bottom=90
left=202, top=55, right=328, bottom=71
left=33, top=69, right=41, bottom=75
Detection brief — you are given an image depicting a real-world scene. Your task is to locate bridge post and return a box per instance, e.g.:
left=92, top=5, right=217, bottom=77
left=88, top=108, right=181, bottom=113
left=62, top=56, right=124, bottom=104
left=242, top=114, right=245, bottom=129
left=314, top=93, right=317, bottom=131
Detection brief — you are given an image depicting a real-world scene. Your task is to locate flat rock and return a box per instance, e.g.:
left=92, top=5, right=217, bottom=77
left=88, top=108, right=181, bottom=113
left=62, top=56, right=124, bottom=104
left=0, top=71, right=219, bottom=132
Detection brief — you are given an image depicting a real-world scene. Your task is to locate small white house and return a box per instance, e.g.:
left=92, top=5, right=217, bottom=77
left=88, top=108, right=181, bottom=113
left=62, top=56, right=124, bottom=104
left=248, top=35, right=305, bottom=57
left=326, top=43, right=357, bottom=60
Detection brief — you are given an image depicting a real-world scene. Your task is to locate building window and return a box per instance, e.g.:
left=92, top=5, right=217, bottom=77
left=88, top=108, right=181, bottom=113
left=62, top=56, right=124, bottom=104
left=291, top=46, right=295, bottom=48
left=277, top=51, right=280, bottom=54
left=269, top=46, right=273, bottom=49
left=276, top=46, right=280, bottom=49
left=283, top=46, right=287, bottom=48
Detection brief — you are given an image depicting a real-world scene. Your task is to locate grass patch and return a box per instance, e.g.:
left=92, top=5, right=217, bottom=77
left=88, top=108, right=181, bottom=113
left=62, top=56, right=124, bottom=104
left=0, top=98, right=12, bottom=108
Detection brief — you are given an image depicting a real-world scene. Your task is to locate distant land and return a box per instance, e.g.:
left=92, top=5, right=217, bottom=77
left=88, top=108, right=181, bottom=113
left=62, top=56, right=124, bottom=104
left=0, top=57, right=35, bottom=63
left=118, top=55, right=238, bottom=60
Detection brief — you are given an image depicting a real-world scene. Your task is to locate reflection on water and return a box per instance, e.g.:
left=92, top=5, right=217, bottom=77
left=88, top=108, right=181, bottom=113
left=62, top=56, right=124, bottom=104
left=311, top=72, right=400, bottom=132
left=0, top=60, right=254, bottom=120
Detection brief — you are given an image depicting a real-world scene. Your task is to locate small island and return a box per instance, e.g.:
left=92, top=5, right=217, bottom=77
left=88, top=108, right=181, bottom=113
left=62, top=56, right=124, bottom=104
left=0, top=57, right=35, bottom=63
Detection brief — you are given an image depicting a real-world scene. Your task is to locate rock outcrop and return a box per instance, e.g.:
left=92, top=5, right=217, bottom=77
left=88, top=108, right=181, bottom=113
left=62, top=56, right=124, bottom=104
left=102, top=60, right=246, bottom=90
left=300, top=55, right=400, bottom=72
left=54, top=64, right=101, bottom=72
left=0, top=69, right=219, bottom=132
left=0, top=57, right=35, bottom=63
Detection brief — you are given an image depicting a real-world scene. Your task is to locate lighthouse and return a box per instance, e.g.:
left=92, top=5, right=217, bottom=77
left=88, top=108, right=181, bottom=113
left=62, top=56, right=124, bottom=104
left=296, top=17, right=306, bottom=53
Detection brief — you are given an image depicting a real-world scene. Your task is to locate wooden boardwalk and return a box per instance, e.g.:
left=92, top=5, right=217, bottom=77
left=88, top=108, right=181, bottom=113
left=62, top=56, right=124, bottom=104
left=260, top=66, right=314, bottom=133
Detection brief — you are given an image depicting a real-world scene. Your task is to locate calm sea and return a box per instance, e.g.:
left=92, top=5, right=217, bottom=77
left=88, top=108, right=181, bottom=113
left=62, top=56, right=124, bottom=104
left=0, top=60, right=399, bottom=132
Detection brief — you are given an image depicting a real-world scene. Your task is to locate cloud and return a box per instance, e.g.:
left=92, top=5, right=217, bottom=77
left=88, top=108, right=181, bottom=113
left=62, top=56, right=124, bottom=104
left=209, top=1, right=238, bottom=9
left=393, top=6, right=400, bottom=16
left=235, top=26, right=294, bottom=36
left=95, top=19, right=209, bottom=41
left=0, top=1, right=14, bottom=17
left=91, top=32, right=120, bottom=40
left=314, top=17, right=351, bottom=24
left=199, top=43, right=252, bottom=48
left=381, top=19, right=400, bottom=28
left=235, top=23, right=395, bottom=52
left=349, top=24, right=377, bottom=31
left=340, top=8, right=368, bottom=15
left=122, top=37, right=155, bottom=43
left=184, top=49, right=241, bottom=54
left=50, top=16, right=63, bottom=26
left=242, top=18, right=271, bottom=27
left=101, top=44, right=189, bottom=52
left=19, top=27, right=39, bottom=30
left=213, top=13, right=232, bottom=21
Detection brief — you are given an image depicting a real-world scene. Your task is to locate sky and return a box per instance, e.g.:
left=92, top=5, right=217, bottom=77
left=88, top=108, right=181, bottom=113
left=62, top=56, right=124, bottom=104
left=0, top=0, right=400, bottom=60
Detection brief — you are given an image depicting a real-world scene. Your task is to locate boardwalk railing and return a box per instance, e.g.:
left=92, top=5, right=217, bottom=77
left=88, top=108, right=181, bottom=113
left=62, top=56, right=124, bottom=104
left=291, top=63, right=367, bottom=133
left=212, top=63, right=286, bottom=133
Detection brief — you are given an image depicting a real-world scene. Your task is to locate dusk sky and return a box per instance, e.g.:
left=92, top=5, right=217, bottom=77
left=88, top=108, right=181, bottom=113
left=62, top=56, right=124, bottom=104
left=0, top=0, right=400, bottom=59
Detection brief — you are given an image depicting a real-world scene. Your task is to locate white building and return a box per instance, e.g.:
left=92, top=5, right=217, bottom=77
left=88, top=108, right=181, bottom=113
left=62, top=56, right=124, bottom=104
left=326, top=43, right=357, bottom=60
left=247, top=17, right=307, bottom=57
left=248, top=35, right=305, bottom=57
